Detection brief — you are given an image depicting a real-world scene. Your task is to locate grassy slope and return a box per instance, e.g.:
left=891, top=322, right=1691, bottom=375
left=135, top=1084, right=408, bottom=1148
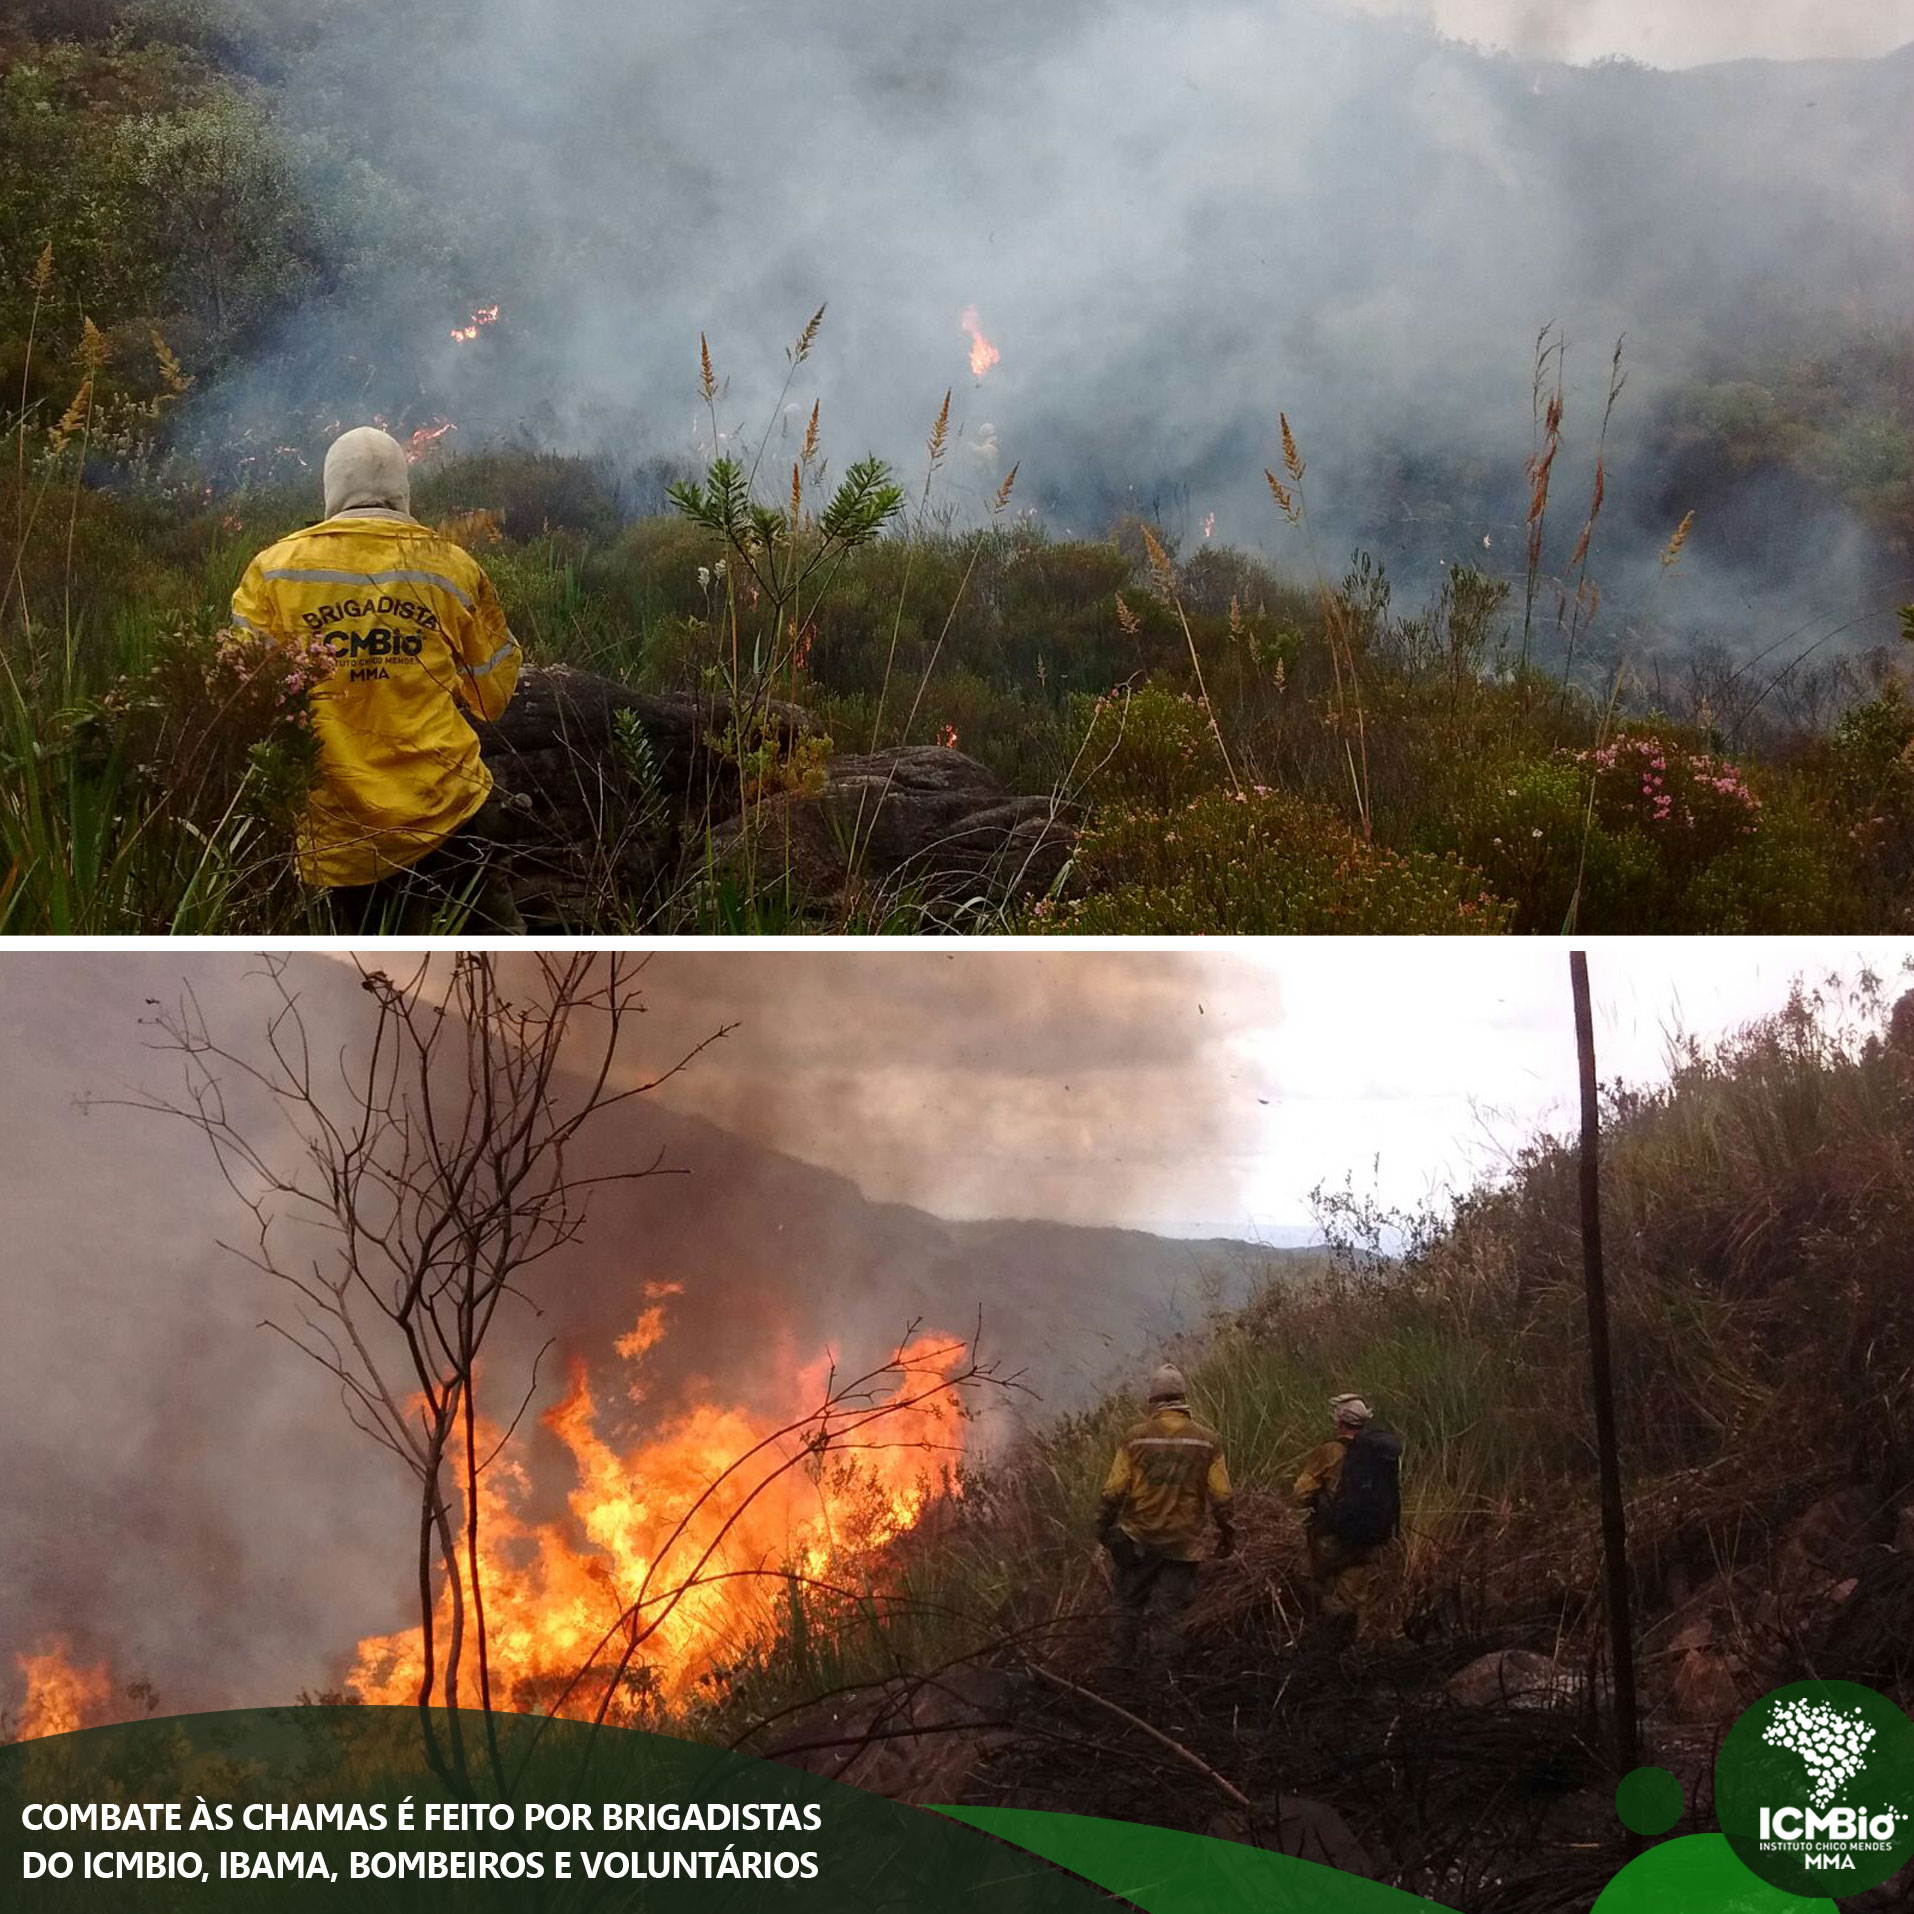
left=10, top=449, right=1914, bottom=933
left=676, top=984, right=1914, bottom=1907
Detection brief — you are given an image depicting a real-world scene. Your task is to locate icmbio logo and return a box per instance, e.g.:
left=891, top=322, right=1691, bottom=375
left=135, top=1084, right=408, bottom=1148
left=1717, top=1682, right=1914, bottom=1896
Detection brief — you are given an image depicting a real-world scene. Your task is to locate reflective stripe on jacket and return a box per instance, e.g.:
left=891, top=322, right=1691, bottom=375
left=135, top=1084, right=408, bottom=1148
left=231, top=514, right=521, bottom=888
left=1100, top=1406, right=1233, bottom=1561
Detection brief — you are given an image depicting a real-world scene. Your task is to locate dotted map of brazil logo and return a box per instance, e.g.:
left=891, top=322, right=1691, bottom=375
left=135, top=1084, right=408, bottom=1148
left=1714, top=1681, right=1914, bottom=1897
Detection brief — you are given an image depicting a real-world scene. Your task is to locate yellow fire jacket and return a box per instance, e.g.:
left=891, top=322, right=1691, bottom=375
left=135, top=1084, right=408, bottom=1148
left=231, top=513, right=521, bottom=888
left=1291, top=1437, right=1349, bottom=1515
left=1099, top=1405, right=1234, bottom=1561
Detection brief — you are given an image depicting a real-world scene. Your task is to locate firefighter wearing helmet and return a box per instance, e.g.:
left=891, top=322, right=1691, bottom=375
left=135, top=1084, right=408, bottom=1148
left=1096, top=1362, right=1235, bottom=1673
left=1291, top=1393, right=1404, bottom=1646
left=229, top=426, right=523, bottom=929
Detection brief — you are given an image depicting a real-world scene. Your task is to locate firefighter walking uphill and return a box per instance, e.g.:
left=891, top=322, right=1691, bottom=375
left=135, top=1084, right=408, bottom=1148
left=1291, top=1393, right=1403, bottom=1647
left=1096, top=1364, right=1235, bottom=1675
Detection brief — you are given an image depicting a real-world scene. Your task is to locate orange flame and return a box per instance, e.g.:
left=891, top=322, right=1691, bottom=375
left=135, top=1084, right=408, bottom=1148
left=350, top=1314, right=967, bottom=1723
left=451, top=304, right=501, bottom=344
left=961, top=307, right=999, bottom=380
left=404, top=420, right=458, bottom=464
left=12, top=1641, right=112, bottom=1741
left=612, top=1282, right=684, bottom=1385
left=938, top=724, right=960, bottom=748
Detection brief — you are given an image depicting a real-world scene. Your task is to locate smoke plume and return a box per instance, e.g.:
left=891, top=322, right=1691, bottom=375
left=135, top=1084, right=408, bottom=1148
left=201, top=0, right=1914, bottom=651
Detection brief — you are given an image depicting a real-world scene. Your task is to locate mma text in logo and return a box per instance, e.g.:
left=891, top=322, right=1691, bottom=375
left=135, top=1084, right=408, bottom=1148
left=1717, top=1681, right=1914, bottom=1896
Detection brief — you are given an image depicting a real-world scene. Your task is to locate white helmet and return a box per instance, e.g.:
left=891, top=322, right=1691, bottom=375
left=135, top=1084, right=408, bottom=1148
left=1148, top=1363, right=1189, bottom=1403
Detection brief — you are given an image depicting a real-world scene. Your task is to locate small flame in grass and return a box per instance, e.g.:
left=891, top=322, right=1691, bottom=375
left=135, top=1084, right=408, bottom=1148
left=938, top=724, right=960, bottom=749
left=1202, top=512, right=1216, bottom=541
left=404, top=420, right=458, bottom=463
left=961, top=307, right=999, bottom=380
left=13, top=1641, right=112, bottom=1741
left=451, top=304, right=501, bottom=344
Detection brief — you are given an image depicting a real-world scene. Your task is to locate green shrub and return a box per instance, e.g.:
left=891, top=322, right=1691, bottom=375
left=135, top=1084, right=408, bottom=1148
left=1579, top=731, right=1761, bottom=853
left=87, top=615, right=329, bottom=832
left=116, top=94, right=313, bottom=339
left=412, top=451, right=628, bottom=542
left=1039, top=786, right=1511, bottom=934
left=1447, top=753, right=1654, bottom=932
left=1828, top=680, right=1914, bottom=792
left=1678, top=791, right=1856, bottom=932
left=1071, top=684, right=1232, bottom=811
left=1444, top=733, right=1804, bottom=932
left=0, top=614, right=322, bottom=932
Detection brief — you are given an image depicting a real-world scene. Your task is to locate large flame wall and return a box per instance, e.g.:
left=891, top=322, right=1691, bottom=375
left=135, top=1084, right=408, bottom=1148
left=349, top=1318, right=966, bottom=1723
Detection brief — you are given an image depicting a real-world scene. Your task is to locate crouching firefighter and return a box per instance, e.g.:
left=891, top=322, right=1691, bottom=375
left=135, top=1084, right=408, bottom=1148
left=1096, top=1364, right=1235, bottom=1673
left=1291, top=1393, right=1402, bottom=1647
left=229, top=426, right=524, bottom=931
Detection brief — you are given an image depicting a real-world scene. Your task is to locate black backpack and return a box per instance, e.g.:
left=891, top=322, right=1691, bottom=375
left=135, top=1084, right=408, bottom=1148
left=1318, top=1427, right=1402, bottom=1549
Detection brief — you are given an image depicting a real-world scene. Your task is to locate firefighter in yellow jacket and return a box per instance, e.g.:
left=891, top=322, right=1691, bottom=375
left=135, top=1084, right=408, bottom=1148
left=1097, top=1364, right=1234, bottom=1671
left=1291, top=1393, right=1403, bottom=1646
left=230, top=426, right=522, bottom=927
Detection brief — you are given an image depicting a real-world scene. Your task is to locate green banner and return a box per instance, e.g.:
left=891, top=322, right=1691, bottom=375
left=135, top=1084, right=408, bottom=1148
left=1, top=1705, right=1447, bottom=1912
left=937, top=1806, right=1446, bottom=1913
left=2, top=1707, right=1117, bottom=1912
left=5, top=1700, right=1896, bottom=1912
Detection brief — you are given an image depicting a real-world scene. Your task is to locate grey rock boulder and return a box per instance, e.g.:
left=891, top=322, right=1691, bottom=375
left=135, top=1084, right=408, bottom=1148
left=463, top=664, right=1075, bottom=925
left=708, top=745, right=1078, bottom=920
left=1446, top=1649, right=1581, bottom=1709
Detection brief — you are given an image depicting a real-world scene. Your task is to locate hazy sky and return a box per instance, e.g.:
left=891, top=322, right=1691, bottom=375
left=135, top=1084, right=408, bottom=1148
left=612, top=938, right=1913, bottom=1237
left=1340, top=0, right=1914, bottom=65
left=3, top=941, right=1904, bottom=1248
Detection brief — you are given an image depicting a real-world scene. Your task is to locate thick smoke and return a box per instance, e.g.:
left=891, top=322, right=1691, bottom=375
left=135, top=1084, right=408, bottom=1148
left=206, top=0, right=1913, bottom=652
left=1344, top=0, right=1912, bottom=68
left=621, top=951, right=1256, bottom=1229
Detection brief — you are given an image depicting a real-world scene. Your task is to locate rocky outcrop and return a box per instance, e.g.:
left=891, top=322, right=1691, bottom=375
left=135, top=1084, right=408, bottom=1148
left=1640, top=1489, right=1892, bottom=1720
left=707, top=746, right=1076, bottom=920
left=1445, top=1649, right=1581, bottom=1710
left=470, top=665, right=1075, bottom=926
left=1669, top=1645, right=1743, bottom=1724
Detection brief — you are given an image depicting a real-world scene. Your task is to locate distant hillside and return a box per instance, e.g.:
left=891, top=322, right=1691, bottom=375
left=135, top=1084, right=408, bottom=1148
left=544, top=1102, right=1307, bottom=1429
left=4, top=0, right=1911, bottom=620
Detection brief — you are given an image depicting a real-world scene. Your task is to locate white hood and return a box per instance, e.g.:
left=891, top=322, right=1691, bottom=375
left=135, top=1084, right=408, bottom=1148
left=322, top=426, right=412, bottom=518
